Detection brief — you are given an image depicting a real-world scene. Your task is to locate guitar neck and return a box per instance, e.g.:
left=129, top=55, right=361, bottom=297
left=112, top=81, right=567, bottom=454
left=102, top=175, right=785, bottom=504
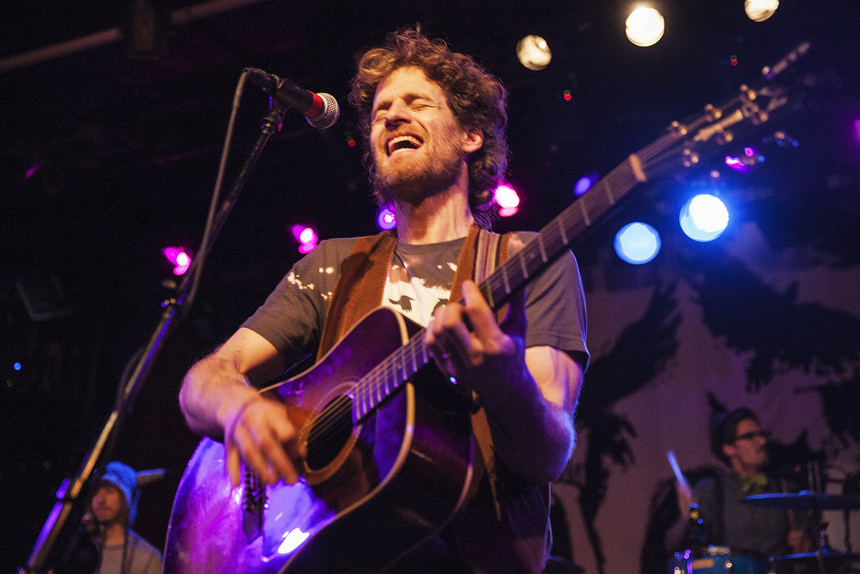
left=479, top=154, right=647, bottom=311
left=352, top=154, right=649, bottom=423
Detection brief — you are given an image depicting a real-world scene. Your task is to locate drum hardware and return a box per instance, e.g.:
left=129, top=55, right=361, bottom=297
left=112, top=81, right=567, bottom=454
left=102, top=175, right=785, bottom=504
left=743, top=490, right=860, bottom=574
left=740, top=492, right=860, bottom=512
left=668, top=546, right=768, bottom=574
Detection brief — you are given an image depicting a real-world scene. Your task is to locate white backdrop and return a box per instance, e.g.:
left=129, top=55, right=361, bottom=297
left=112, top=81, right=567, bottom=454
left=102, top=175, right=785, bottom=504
left=555, top=223, right=860, bottom=574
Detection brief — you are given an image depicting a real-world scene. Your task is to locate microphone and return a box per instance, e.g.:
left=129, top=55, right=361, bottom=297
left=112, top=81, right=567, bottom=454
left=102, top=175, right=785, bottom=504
left=244, top=68, right=340, bottom=129
left=136, top=468, right=169, bottom=486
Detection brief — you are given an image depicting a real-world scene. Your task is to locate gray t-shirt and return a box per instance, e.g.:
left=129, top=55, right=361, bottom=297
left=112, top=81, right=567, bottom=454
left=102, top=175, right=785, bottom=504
left=97, top=531, right=162, bottom=574
left=243, top=232, right=589, bottom=370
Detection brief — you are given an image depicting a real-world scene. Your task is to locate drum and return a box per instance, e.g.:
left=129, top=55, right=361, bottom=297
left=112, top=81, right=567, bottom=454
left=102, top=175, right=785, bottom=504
left=668, top=546, right=768, bottom=574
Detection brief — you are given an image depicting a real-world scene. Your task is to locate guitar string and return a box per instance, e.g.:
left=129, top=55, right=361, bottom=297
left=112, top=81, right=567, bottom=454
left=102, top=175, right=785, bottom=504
left=304, top=332, right=427, bottom=447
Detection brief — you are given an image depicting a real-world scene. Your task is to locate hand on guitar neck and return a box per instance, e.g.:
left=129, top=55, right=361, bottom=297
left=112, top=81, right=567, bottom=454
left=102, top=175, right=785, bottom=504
left=426, top=280, right=582, bottom=484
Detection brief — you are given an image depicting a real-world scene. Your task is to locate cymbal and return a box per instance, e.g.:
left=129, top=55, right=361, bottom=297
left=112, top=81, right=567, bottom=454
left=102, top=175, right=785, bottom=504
left=772, top=549, right=860, bottom=563
left=741, top=490, right=860, bottom=511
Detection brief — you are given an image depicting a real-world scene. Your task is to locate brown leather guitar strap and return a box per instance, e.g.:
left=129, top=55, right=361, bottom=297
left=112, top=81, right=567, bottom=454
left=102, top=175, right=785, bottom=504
left=317, top=230, right=397, bottom=360
left=452, top=227, right=511, bottom=521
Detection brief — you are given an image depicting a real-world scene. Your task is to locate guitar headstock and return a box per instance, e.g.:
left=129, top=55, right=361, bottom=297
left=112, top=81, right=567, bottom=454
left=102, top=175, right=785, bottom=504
left=639, top=41, right=815, bottom=181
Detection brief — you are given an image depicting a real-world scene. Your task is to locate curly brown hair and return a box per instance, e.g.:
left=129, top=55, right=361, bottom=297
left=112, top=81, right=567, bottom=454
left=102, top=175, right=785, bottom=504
left=348, top=28, right=508, bottom=226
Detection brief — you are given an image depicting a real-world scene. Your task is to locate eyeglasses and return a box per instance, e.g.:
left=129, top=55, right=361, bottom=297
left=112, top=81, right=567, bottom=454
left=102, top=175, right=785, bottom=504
left=734, top=430, right=770, bottom=442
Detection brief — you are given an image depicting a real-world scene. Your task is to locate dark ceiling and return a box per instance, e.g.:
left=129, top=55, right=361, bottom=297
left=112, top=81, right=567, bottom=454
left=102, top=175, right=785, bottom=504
left=2, top=0, right=859, bottom=569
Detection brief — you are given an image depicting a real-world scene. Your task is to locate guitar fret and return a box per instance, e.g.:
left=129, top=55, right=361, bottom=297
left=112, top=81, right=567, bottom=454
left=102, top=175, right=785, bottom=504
left=410, top=340, right=418, bottom=373
left=359, top=380, right=368, bottom=418
left=501, top=265, right=511, bottom=294
left=557, top=218, right=569, bottom=246
left=579, top=200, right=591, bottom=226
left=518, top=252, right=529, bottom=279
left=537, top=235, right=548, bottom=263
left=604, top=178, right=616, bottom=205
left=400, top=350, right=408, bottom=382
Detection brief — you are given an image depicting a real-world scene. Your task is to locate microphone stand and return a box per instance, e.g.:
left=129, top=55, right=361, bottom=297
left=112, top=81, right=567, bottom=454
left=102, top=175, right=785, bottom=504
left=18, top=102, right=289, bottom=574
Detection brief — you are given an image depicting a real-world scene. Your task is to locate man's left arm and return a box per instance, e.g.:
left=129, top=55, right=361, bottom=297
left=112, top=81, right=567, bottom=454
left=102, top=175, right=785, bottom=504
left=426, top=279, right=583, bottom=484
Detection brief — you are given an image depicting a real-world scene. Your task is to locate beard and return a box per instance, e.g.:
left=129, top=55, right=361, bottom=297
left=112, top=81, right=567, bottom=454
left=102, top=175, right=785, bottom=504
left=372, top=156, right=463, bottom=205
left=371, top=131, right=468, bottom=206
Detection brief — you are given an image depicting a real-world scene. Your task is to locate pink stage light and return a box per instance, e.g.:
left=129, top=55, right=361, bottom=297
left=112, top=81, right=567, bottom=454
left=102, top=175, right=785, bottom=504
left=292, top=225, right=318, bottom=254
left=25, top=161, right=44, bottom=180
left=495, top=184, right=520, bottom=218
left=162, top=247, right=192, bottom=275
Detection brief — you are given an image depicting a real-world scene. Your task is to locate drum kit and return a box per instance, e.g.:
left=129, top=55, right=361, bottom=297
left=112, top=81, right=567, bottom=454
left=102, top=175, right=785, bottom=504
left=670, top=490, right=860, bottom=574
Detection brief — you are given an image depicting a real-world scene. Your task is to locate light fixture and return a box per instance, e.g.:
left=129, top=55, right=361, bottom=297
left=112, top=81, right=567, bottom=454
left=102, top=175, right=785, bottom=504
left=376, top=206, right=396, bottom=230
left=614, top=222, right=661, bottom=264
left=162, top=247, right=192, bottom=275
left=679, top=194, right=729, bottom=242
left=745, top=0, right=779, bottom=22
left=516, top=35, right=552, bottom=71
left=626, top=6, right=665, bottom=47
left=494, top=183, right=520, bottom=217
left=292, top=225, right=319, bottom=254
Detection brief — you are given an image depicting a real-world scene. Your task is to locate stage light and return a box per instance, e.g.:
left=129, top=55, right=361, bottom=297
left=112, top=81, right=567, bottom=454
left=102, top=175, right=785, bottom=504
left=614, top=222, right=661, bottom=264
left=495, top=183, right=520, bottom=217
left=516, top=35, right=552, bottom=71
left=774, top=131, right=799, bottom=148
left=25, top=161, right=44, bottom=180
left=725, top=148, right=764, bottom=173
left=626, top=6, right=665, bottom=47
left=377, top=206, right=396, bottom=230
left=679, top=194, right=729, bottom=242
left=13, top=362, right=22, bottom=371
left=574, top=173, right=598, bottom=196
left=292, top=225, right=318, bottom=254
left=745, top=0, right=778, bottom=22
left=162, top=247, right=192, bottom=275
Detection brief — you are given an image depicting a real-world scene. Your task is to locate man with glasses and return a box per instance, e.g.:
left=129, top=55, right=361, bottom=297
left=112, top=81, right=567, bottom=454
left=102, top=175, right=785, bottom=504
left=664, top=408, right=809, bottom=566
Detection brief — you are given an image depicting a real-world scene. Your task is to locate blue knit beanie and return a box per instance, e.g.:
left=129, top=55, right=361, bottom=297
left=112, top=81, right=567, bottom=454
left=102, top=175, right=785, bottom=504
left=101, top=461, right=140, bottom=527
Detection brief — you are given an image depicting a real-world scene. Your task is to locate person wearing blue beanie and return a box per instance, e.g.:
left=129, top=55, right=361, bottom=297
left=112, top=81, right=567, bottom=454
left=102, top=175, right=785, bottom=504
left=89, top=462, right=162, bottom=574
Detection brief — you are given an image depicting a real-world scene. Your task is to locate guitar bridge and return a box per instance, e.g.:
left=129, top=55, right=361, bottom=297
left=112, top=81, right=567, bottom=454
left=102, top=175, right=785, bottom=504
left=243, top=466, right=266, bottom=542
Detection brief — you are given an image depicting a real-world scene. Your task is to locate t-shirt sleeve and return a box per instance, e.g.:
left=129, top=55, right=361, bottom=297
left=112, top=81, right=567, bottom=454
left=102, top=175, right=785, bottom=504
left=514, top=232, right=590, bottom=371
left=241, top=238, right=358, bottom=365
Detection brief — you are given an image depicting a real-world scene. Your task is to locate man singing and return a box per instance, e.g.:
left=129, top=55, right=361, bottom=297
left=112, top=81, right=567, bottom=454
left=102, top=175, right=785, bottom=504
left=179, top=27, right=589, bottom=573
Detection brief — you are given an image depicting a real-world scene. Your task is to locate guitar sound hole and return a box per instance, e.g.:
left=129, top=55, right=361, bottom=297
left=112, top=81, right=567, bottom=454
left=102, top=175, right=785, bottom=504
left=305, top=395, right=354, bottom=471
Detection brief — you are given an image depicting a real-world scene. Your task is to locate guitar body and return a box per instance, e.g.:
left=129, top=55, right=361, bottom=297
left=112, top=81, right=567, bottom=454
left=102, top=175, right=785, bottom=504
left=164, top=308, right=475, bottom=574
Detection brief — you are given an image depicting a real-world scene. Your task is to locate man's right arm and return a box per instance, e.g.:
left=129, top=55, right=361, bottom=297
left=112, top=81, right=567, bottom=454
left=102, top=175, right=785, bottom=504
left=179, top=327, right=301, bottom=486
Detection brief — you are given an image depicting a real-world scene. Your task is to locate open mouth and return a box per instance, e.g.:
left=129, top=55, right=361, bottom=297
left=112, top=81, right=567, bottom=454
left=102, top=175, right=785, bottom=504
left=386, top=135, right=423, bottom=156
